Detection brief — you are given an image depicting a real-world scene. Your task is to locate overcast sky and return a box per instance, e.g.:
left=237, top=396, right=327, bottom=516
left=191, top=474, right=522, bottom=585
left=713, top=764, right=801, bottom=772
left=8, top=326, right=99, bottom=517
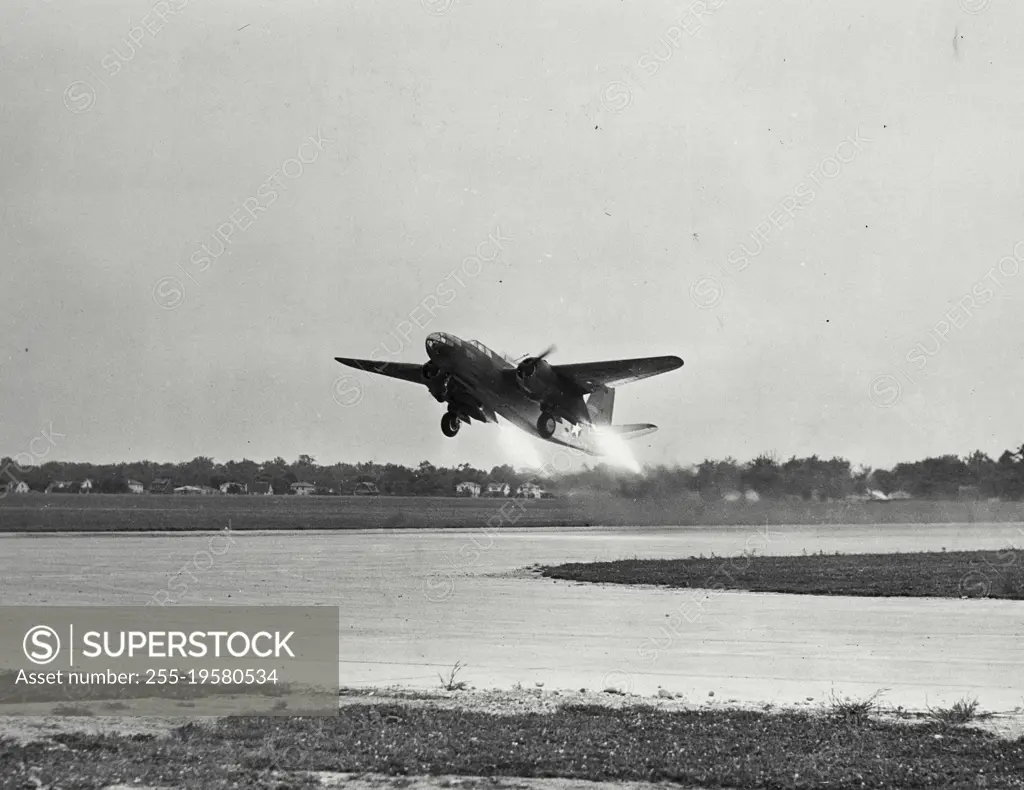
left=2, top=0, right=1022, bottom=472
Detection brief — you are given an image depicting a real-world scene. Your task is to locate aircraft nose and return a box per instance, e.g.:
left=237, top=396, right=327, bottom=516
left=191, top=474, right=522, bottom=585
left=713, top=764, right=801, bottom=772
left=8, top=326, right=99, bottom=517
left=425, top=332, right=446, bottom=357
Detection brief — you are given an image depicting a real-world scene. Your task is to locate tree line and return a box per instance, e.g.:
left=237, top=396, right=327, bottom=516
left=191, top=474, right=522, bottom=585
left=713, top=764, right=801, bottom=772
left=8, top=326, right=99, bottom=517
left=4, top=445, right=1024, bottom=499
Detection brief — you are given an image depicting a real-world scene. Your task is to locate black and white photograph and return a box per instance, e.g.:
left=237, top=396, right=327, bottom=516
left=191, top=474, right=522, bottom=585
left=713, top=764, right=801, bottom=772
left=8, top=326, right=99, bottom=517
left=2, top=0, right=1024, bottom=786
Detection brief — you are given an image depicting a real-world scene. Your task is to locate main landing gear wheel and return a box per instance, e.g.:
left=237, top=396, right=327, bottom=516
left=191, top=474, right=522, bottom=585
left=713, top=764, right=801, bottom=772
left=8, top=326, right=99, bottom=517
left=537, top=411, right=556, bottom=439
left=441, top=411, right=461, bottom=437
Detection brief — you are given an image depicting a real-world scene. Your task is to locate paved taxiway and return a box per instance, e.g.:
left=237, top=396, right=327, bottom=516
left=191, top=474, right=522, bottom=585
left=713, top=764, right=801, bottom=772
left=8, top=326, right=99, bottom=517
left=1, top=523, right=1021, bottom=710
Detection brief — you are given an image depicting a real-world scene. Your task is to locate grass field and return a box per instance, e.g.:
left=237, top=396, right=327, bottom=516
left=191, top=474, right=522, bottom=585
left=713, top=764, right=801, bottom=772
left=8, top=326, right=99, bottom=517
left=541, top=549, right=1024, bottom=599
left=2, top=704, right=1022, bottom=789
left=2, top=493, right=1024, bottom=532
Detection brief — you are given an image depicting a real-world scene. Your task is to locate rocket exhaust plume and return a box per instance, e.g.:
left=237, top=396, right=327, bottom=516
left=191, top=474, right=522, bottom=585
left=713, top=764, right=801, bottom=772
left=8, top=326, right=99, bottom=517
left=497, top=420, right=544, bottom=469
left=593, top=427, right=641, bottom=473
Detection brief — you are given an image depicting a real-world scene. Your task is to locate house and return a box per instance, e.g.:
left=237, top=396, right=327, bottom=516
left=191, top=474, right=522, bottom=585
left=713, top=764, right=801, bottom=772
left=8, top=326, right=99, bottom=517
left=46, top=480, right=74, bottom=493
left=2, top=481, right=30, bottom=494
left=174, top=485, right=217, bottom=495
left=79, top=479, right=93, bottom=494
left=290, top=481, right=316, bottom=496
left=126, top=480, right=145, bottom=494
left=220, top=481, right=248, bottom=495
left=353, top=482, right=380, bottom=496
left=250, top=480, right=274, bottom=495
left=455, top=481, right=481, bottom=497
left=484, top=482, right=510, bottom=498
left=150, top=477, right=174, bottom=494
left=515, top=482, right=545, bottom=499
left=743, top=489, right=760, bottom=502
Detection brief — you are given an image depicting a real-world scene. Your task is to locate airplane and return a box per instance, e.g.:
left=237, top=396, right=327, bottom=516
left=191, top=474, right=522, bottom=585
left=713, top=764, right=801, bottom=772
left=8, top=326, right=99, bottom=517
left=334, top=332, right=683, bottom=456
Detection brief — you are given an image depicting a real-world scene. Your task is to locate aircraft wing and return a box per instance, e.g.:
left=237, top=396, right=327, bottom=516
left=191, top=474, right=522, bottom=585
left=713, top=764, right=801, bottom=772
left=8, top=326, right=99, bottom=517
left=334, top=357, right=424, bottom=384
left=553, top=356, right=683, bottom=392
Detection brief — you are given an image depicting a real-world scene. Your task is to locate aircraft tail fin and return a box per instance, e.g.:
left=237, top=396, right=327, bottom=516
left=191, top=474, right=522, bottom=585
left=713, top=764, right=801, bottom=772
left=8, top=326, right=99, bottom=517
left=586, top=386, right=615, bottom=424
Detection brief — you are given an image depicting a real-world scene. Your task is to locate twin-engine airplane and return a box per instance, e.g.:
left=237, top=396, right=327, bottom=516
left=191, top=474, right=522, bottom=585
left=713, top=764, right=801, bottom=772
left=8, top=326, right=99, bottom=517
left=335, top=333, right=683, bottom=456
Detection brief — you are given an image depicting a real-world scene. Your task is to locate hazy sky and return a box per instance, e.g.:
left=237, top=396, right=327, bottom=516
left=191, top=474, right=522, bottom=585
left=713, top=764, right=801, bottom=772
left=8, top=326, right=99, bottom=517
left=2, top=0, right=1023, bottom=472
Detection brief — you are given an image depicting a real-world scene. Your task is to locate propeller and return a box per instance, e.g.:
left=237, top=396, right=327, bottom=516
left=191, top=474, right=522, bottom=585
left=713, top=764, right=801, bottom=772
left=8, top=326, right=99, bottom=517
left=517, top=344, right=556, bottom=378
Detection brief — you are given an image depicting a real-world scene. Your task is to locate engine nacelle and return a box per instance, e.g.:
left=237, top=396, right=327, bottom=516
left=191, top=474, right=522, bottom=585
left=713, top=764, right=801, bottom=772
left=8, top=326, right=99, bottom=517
left=422, top=361, right=441, bottom=380
left=515, top=357, right=559, bottom=400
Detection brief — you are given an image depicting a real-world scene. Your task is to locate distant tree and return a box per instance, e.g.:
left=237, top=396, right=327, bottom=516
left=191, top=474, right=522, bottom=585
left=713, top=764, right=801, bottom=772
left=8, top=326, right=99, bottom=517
left=696, top=457, right=740, bottom=498
left=870, top=468, right=896, bottom=494
left=96, top=477, right=129, bottom=494
left=964, top=450, right=997, bottom=497
left=741, top=454, right=782, bottom=497
left=995, top=450, right=1024, bottom=500
left=891, top=455, right=970, bottom=498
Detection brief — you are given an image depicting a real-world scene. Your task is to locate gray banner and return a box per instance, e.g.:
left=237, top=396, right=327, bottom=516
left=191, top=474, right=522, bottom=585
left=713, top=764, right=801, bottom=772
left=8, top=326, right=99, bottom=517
left=0, top=606, right=339, bottom=716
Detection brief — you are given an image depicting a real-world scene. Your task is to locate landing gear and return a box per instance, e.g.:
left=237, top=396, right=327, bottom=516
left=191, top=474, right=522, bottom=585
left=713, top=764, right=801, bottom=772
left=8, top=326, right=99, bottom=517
left=441, top=411, right=461, bottom=438
left=537, top=411, right=556, bottom=439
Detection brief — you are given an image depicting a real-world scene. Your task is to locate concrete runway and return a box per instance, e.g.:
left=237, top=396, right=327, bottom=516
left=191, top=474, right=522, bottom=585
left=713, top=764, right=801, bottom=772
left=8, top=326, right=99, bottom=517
left=2, top=523, right=1022, bottom=711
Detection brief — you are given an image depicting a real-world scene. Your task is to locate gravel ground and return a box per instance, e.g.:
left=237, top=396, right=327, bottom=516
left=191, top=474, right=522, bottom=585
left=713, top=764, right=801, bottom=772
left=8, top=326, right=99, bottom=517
left=4, top=685, right=1022, bottom=744
left=3, top=687, right=1023, bottom=790
left=336, top=686, right=1024, bottom=739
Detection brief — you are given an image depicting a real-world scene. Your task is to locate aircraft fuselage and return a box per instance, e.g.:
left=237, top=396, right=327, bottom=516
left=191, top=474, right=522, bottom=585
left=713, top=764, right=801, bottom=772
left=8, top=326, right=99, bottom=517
left=424, top=332, right=601, bottom=454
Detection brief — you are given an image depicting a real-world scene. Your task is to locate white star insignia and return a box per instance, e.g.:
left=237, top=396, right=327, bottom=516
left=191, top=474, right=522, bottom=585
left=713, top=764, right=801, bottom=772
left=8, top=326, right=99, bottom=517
left=568, top=423, right=582, bottom=438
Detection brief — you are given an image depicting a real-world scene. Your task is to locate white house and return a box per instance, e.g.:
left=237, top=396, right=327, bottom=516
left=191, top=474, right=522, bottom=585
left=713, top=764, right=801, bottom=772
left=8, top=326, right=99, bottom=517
left=3, top=481, right=30, bottom=494
left=79, top=479, right=93, bottom=494
left=173, top=485, right=214, bottom=495
left=484, top=482, right=510, bottom=497
left=126, top=480, right=145, bottom=494
left=455, top=481, right=481, bottom=497
left=516, top=482, right=545, bottom=499
left=220, top=481, right=248, bottom=494
left=290, top=481, right=316, bottom=496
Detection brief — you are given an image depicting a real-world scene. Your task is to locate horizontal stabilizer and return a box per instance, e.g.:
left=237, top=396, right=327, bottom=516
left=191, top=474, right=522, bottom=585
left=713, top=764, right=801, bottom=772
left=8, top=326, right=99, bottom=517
left=603, top=423, right=658, bottom=441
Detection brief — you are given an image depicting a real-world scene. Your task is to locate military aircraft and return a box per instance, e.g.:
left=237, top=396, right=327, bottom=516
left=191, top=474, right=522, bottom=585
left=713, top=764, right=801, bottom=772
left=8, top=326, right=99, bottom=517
left=335, top=333, right=683, bottom=456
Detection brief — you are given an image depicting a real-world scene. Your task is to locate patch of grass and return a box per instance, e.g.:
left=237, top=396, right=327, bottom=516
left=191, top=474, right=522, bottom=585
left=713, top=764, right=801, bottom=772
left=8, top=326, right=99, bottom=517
left=541, top=549, right=1024, bottom=599
left=2, top=704, right=1023, bottom=789
left=438, top=661, right=467, bottom=691
left=928, top=696, right=986, bottom=726
left=826, top=689, right=887, bottom=723
left=3, top=492, right=1024, bottom=532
